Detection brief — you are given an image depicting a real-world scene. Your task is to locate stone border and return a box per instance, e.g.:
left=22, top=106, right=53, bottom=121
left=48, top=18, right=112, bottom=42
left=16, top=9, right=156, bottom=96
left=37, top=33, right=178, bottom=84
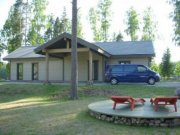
left=89, top=110, right=180, bottom=127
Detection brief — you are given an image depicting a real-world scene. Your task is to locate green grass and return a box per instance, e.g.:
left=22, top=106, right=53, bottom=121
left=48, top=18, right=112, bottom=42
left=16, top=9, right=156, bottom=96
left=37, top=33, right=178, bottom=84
left=0, top=83, right=179, bottom=135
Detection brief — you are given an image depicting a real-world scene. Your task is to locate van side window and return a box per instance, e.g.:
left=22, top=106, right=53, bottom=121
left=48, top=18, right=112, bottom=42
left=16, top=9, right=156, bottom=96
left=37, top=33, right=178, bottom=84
left=137, top=66, right=147, bottom=72
left=124, top=65, right=136, bottom=73
left=111, top=65, right=123, bottom=72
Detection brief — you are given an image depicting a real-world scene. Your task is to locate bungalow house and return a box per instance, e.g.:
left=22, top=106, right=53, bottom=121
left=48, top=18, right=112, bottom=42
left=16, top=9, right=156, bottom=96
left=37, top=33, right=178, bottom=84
left=3, top=32, right=155, bottom=83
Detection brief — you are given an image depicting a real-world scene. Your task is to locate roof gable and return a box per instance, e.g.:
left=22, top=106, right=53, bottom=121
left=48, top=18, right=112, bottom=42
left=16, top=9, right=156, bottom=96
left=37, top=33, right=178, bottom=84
left=34, top=32, right=111, bottom=57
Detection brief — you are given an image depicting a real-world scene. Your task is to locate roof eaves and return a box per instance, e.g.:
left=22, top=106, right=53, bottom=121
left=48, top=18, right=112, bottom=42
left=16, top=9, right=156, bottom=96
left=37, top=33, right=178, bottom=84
left=111, top=54, right=155, bottom=58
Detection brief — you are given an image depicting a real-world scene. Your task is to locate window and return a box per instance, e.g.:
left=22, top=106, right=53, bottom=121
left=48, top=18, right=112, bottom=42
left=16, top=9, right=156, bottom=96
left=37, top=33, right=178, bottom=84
left=137, top=66, right=147, bottom=72
left=119, top=61, right=131, bottom=64
left=111, top=65, right=123, bottom=72
left=32, top=63, right=38, bottom=80
left=124, top=65, right=136, bottom=73
left=17, top=63, right=23, bottom=80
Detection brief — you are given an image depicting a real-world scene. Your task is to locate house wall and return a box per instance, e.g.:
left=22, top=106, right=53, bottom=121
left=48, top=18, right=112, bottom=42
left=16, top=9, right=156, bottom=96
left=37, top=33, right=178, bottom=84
left=9, top=55, right=150, bottom=82
left=107, top=57, right=150, bottom=66
left=9, top=51, right=103, bottom=82
left=64, top=51, right=103, bottom=81
left=10, top=58, right=63, bottom=81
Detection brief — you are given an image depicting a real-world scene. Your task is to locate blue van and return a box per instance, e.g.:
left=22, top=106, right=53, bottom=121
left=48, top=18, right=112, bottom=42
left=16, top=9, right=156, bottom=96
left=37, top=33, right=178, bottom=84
left=105, top=64, right=160, bottom=85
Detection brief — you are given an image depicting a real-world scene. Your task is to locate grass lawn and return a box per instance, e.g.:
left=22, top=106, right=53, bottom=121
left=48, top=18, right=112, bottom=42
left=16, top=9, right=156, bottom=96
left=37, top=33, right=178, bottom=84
left=0, top=83, right=179, bottom=135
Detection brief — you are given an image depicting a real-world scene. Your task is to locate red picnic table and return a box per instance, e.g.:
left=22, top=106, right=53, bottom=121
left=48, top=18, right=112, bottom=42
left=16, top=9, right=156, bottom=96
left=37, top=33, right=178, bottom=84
left=111, top=96, right=145, bottom=111
left=150, top=96, right=178, bottom=112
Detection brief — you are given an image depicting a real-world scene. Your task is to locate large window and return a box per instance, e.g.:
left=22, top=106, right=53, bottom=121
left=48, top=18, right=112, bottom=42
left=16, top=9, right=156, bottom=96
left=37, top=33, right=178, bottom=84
left=17, top=63, right=23, bottom=80
left=32, top=63, right=38, bottom=80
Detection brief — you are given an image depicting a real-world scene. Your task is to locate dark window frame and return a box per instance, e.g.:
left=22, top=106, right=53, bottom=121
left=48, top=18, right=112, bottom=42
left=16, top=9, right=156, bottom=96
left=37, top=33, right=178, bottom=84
left=17, top=63, right=23, bottom=80
left=32, top=63, right=39, bottom=80
left=119, top=61, right=131, bottom=64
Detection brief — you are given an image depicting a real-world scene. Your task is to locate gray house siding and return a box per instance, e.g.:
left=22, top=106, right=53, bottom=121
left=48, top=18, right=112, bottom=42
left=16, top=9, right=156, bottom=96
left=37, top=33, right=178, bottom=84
left=107, top=57, right=150, bottom=66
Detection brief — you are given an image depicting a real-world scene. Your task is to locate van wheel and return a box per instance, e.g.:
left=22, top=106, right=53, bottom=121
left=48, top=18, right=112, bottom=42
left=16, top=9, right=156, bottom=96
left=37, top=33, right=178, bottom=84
left=111, top=78, right=118, bottom=85
left=148, top=78, right=155, bottom=85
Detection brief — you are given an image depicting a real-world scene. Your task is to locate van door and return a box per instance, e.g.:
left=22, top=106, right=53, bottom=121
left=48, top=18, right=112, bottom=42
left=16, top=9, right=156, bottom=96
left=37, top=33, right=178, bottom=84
left=111, top=65, right=125, bottom=82
left=123, top=65, right=137, bottom=82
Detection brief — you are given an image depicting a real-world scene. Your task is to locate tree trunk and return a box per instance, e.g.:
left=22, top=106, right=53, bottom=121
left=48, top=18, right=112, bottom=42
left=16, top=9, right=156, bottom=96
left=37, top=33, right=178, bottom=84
left=70, top=0, right=78, bottom=99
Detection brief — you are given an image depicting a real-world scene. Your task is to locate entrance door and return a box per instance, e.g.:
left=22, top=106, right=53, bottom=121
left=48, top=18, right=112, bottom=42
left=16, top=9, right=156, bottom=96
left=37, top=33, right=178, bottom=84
left=93, top=60, right=98, bottom=80
left=88, top=60, right=99, bottom=81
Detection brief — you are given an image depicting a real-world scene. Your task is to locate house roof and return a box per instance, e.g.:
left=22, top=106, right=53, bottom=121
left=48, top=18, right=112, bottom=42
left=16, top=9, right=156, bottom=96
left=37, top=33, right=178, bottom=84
left=3, top=46, right=45, bottom=60
left=95, top=41, right=155, bottom=57
left=34, top=32, right=111, bottom=57
left=3, top=33, right=155, bottom=60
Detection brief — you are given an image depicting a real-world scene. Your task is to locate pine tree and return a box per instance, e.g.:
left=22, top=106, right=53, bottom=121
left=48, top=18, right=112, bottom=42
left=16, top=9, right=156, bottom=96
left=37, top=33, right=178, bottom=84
left=111, top=32, right=123, bottom=42
left=60, top=7, right=71, bottom=33
left=70, top=0, right=78, bottom=100
left=53, top=17, right=61, bottom=38
left=45, top=15, right=54, bottom=41
left=160, top=48, right=173, bottom=78
left=125, top=7, right=139, bottom=41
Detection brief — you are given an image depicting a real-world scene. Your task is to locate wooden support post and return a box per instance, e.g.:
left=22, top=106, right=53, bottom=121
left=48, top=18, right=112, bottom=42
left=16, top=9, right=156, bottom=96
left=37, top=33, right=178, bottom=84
left=88, top=50, right=93, bottom=84
left=45, top=51, right=49, bottom=83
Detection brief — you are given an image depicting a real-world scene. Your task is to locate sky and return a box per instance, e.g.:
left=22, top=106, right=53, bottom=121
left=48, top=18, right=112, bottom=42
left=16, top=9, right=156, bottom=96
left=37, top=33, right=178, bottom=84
left=0, top=0, right=180, bottom=64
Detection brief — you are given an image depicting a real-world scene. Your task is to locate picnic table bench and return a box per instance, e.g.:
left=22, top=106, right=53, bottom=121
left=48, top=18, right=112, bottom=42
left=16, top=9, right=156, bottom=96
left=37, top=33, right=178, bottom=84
left=111, top=96, right=145, bottom=111
left=150, top=96, right=178, bottom=112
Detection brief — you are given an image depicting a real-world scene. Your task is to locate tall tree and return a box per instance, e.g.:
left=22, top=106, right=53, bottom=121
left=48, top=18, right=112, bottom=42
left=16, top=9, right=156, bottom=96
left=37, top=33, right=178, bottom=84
left=45, top=15, right=54, bottom=41
left=88, top=8, right=101, bottom=41
left=88, top=0, right=112, bottom=41
left=77, top=12, right=83, bottom=38
left=125, top=7, right=139, bottom=41
left=60, top=7, right=71, bottom=33
left=97, top=0, right=112, bottom=41
left=70, top=0, right=78, bottom=100
left=170, top=0, right=180, bottom=46
left=52, top=8, right=71, bottom=38
left=160, top=48, right=173, bottom=78
left=174, top=61, right=180, bottom=76
left=98, top=0, right=112, bottom=41
left=28, top=0, right=48, bottom=45
left=142, top=7, right=157, bottom=41
left=111, top=32, right=123, bottom=42
left=53, top=17, right=61, bottom=37
left=1, top=0, right=24, bottom=53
